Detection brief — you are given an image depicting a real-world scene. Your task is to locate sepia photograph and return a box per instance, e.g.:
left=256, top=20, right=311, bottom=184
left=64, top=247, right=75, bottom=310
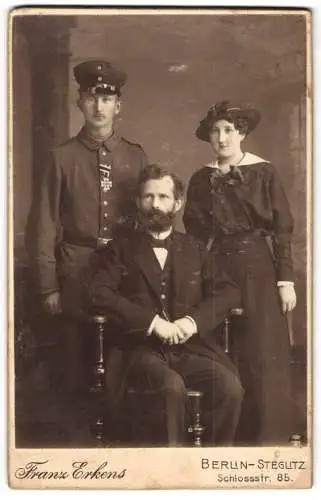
left=8, top=7, right=312, bottom=489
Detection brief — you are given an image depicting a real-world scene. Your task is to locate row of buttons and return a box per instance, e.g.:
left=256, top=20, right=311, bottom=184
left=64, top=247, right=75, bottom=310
left=160, top=278, right=167, bottom=300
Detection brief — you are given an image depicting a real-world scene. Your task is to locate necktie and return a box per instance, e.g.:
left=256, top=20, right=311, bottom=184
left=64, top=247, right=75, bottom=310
left=150, top=237, right=170, bottom=249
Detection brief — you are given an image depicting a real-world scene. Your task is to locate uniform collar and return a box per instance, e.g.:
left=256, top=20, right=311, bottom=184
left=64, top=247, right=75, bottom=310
left=77, top=126, right=121, bottom=151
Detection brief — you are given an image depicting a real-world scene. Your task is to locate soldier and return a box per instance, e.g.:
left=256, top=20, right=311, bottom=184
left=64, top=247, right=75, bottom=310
left=26, top=60, right=148, bottom=394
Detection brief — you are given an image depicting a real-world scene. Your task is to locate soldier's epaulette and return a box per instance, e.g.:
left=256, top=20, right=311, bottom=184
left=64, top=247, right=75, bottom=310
left=120, top=136, right=144, bottom=150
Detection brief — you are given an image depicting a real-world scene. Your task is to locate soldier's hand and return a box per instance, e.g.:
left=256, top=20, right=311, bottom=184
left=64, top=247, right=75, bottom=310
left=43, top=291, right=62, bottom=315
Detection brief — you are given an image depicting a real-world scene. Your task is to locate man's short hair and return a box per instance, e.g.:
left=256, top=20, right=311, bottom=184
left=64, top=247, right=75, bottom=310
left=137, top=164, right=185, bottom=200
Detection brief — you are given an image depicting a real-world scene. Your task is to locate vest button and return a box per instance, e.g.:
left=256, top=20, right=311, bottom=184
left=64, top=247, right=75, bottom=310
left=161, top=294, right=166, bottom=300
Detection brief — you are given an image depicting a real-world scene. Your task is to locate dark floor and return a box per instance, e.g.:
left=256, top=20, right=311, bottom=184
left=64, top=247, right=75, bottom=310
left=14, top=345, right=307, bottom=448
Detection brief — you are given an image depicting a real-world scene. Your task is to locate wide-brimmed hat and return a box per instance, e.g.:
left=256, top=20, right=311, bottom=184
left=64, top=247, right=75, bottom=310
left=196, top=100, right=261, bottom=142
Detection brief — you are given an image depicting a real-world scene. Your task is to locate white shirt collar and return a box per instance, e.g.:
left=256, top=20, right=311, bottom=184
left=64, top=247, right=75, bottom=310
left=148, top=227, right=173, bottom=241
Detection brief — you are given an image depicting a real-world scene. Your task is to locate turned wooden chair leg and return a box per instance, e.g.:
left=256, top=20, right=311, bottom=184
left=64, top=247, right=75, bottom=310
left=90, top=314, right=107, bottom=445
left=187, top=390, right=205, bottom=447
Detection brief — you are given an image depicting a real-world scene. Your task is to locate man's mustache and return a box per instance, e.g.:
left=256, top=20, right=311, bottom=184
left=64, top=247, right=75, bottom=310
left=140, top=208, right=175, bottom=220
left=144, top=208, right=168, bottom=217
left=138, top=207, right=175, bottom=227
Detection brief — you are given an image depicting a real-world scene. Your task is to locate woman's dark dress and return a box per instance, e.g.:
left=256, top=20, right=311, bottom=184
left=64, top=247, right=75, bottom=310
left=183, top=155, right=294, bottom=445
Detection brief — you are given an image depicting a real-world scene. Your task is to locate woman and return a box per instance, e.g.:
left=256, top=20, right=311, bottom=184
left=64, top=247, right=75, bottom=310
left=183, top=100, right=297, bottom=445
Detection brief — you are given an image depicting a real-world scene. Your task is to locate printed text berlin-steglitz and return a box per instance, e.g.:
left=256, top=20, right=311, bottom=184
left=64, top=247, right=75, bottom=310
left=201, top=459, right=306, bottom=470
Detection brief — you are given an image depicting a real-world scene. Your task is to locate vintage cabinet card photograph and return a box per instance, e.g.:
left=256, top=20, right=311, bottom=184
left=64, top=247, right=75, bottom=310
left=8, top=6, right=312, bottom=489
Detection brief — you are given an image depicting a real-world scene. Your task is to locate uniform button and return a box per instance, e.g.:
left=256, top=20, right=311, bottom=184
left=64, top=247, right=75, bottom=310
left=103, top=201, right=108, bottom=206
left=161, top=294, right=166, bottom=300
left=161, top=281, right=166, bottom=286
left=103, top=227, right=108, bottom=231
left=101, top=150, right=107, bottom=156
left=104, top=213, right=108, bottom=218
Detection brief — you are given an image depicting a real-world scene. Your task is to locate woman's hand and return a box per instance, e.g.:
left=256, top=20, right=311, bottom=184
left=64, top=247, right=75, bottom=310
left=278, top=284, right=297, bottom=313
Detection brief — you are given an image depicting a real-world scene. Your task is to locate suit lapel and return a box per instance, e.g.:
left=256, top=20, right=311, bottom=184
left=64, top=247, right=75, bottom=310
left=129, top=233, right=162, bottom=297
left=171, top=232, right=190, bottom=301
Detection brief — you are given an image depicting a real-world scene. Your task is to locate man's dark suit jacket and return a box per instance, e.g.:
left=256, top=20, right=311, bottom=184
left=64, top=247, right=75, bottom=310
left=89, top=229, right=241, bottom=409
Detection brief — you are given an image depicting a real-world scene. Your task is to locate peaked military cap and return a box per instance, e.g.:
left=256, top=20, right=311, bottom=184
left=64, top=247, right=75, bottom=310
left=196, top=100, right=261, bottom=142
left=74, top=60, right=127, bottom=95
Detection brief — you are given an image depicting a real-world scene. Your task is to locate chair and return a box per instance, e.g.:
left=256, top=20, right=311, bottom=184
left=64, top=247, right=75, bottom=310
left=89, top=308, right=244, bottom=447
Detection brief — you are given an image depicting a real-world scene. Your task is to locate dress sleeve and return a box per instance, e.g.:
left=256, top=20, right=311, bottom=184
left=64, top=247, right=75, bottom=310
left=25, top=150, right=62, bottom=295
left=269, top=164, right=294, bottom=282
left=183, top=171, right=210, bottom=243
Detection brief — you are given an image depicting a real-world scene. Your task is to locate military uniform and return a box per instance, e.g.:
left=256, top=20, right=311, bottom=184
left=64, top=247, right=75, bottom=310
left=25, top=60, right=148, bottom=394
left=26, top=60, right=148, bottom=314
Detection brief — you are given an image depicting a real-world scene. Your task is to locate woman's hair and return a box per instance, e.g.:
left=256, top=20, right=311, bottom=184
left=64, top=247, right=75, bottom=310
left=212, top=115, right=249, bottom=136
left=209, top=101, right=249, bottom=135
left=137, top=164, right=185, bottom=200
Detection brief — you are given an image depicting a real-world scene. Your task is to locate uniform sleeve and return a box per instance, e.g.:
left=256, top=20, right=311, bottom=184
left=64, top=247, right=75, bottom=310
left=269, top=165, right=295, bottom=282
left=116, top=142, right=149, bottom=228
left=183, top=172, right=210, bottom=243
left=25, top=151, right=62, bottom=295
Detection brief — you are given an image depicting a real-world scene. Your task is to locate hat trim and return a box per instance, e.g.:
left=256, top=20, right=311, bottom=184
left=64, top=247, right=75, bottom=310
left=85, top=83, right=117, bottom=94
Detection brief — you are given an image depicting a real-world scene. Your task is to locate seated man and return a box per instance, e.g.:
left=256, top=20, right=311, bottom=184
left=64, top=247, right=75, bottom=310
left=89, top=164, right=244, bottom=446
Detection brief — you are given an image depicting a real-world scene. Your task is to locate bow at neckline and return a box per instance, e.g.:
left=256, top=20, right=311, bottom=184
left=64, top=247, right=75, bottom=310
left=210, top=165, right=245, bottom=187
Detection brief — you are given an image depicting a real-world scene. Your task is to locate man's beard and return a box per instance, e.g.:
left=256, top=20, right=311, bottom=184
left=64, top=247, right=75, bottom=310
left=138, top=208, right=176, bottom=232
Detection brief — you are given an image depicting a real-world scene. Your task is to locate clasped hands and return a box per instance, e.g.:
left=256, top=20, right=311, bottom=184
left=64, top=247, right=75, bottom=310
left=152, top=316, right=197, bottom=345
